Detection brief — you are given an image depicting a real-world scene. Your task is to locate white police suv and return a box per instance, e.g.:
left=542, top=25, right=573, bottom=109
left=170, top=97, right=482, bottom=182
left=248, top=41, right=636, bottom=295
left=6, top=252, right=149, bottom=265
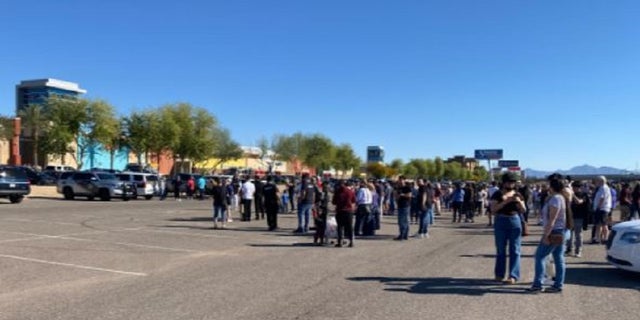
left=606, top=220, right=640, bottom=273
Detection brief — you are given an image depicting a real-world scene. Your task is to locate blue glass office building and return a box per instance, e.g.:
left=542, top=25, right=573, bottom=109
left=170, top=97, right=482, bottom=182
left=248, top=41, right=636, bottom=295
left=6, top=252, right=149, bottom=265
left=16, top=78, right=87, bottom=112
left=16, top=79, right=87, bottom=167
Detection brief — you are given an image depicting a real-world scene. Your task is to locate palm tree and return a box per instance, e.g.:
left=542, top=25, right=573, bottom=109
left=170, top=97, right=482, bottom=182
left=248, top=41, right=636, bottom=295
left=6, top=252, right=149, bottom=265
left=19, top=104, right=48, bottom=166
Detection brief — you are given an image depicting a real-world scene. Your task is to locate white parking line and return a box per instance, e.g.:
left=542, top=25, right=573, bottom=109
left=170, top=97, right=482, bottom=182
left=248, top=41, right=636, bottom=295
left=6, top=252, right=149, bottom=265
left=0, top=230, right=198, bottom=253
left=0, top=254, right=147, bottom=276
left=1, top=218, right=83, bottom=227
left=0, top=236, right=47, bottom=244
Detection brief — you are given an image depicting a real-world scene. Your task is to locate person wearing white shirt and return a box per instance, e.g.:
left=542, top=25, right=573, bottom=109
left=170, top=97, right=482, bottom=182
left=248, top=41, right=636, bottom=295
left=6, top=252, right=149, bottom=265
left=241, top=179, right=255, bottom=221
left=354, top=180, right=373, bottom=236
left=592, top=176, right=612, bottom=244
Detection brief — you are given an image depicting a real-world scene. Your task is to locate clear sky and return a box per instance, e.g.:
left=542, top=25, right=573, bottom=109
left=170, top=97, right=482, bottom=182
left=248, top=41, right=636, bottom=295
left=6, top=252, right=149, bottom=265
left=1, top=0, right=639, bottom=171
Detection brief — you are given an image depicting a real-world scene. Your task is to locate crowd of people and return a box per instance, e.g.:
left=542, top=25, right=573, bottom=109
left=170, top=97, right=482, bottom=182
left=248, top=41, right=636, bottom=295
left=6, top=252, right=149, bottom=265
left=181, top=171, right=634, bottom=293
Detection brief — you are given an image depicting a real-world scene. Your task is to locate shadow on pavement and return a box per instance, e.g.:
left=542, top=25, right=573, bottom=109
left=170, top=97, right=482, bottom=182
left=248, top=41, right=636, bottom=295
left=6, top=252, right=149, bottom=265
left=168, top=217, right=214, bottom=222
left=460, top=253, right=535, bottom=258
left=348, top=276, right=530, bottom=296
left=564, top=267, right=640, bottom=290
left=248, top=243, right=322, bottom=248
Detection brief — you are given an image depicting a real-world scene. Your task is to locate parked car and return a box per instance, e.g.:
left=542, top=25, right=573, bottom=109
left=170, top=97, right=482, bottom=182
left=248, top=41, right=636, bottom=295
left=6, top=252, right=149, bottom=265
left=57, top=171, right=135, bottom=201
left=0, top=166, right=31, bottom=203
left=44, top=165, right=75, bottom=172
left=116, top=172, right=159, bottom=200
left=606, top=220, right=640, bottom=273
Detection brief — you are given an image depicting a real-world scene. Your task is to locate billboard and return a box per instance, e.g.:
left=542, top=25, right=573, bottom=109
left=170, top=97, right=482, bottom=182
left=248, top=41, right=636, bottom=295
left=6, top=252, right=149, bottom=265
left=474, top=149, right=503, bottom=160
left=498, top=160, right=519, bottom=168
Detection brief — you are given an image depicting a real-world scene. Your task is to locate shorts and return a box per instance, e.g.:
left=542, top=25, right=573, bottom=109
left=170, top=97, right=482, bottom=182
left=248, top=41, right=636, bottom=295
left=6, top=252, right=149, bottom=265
left=593, top=210, right=608, bottom=225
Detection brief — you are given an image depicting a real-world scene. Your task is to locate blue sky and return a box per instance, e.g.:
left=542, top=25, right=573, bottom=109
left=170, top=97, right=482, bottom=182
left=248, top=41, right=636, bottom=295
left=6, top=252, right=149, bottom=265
left=1, top=0, right=639, bottom=171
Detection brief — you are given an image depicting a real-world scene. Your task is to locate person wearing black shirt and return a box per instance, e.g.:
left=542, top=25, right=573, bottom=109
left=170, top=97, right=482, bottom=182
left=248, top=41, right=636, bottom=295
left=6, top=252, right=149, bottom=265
left=569, top=181, right=590, bottom=257
left=489, top=172, right=526, bottom=285
left=254, top=178, right=265, bottom=220
left=394, top=176, right=413, bottom=240
left=211, top=179, right=229, bottom=229
left=262, top=176, right=280, bottom=231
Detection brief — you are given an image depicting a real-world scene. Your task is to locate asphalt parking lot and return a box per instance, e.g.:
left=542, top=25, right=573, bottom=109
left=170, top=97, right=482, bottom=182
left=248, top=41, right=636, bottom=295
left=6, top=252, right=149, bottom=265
left=0, top=194, right=638, bottom=320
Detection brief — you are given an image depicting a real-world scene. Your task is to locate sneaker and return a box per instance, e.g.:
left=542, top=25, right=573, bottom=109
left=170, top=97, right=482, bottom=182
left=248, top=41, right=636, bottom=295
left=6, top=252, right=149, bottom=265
left=494, top=277, right=504, bottom=282
left=213, top=222, right=218, bottom=229
left=543, top=286, right=562, bottom=293
left=423, top=233, right=430, bottom=239
left=526, top=287, right=543, bottom=293
left=502, top=278, right=517, bottom=285
left=575, top=251, right=582, bottom=258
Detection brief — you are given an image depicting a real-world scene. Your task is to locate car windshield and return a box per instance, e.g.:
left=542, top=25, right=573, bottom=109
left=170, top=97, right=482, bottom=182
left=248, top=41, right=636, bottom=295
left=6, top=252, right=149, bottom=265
left=146, top=175, right=158, bottom=181
left=0, top=168, right=27, bottom=179
left=116, top=174, right=129, bottom=181
left=97, top=173, right=117, bottom=180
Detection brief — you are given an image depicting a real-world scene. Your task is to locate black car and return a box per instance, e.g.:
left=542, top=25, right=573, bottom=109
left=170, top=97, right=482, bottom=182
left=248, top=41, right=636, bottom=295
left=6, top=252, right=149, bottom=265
left=0, top=166, right=31, bottom=203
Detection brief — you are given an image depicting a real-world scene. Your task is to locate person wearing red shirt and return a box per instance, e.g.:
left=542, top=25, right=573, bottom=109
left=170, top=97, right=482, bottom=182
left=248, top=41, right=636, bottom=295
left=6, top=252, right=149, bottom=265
left=332, top=180, right=356, bottom=248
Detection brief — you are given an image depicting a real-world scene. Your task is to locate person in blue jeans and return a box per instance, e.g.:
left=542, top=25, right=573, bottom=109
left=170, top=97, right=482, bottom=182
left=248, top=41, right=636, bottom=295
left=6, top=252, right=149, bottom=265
left=489, top=172, right=526, bottom=284
left=394, top=177, right=413, bottom=240
left=528, top=177, right=570, bottom=293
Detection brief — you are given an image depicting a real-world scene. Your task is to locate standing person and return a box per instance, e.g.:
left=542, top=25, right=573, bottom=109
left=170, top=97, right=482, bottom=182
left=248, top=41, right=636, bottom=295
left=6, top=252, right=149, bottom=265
left=196, top=175, right=206, bottom=200
left=241, top=178, right=255, bottom=222
left=451, top=183, right=465, bottom=223
left=527, top=177, right=569, bottom=293
left=186, top=176, right=195, bottom=200
left=332, top=180, right=356, bottom=248
left=354, top=180, right=373, bottom=236
left=592, top=176, right=612, bottom=244
left=288, top=180, right=296, bottom=213
left=619, top=183, right=632, bottom=222
left=490, top=172, right=526, bottom=284
left=314, top=182, right=330, bottom=244
left=370, top=182, right=382, bottom=232
left=226, top=179, right=237, bottom=222
left=433, top=183, right=443, bottom=216
left=631, top=184, right=640, bottom=220
left=568, top=181, right=590, bottom=257
left=416, top=180, right=434, bottom=238
left=294, top=176, right=315, bottom=233
left=394, top=176, right=413, bottom=241
left=211, top=179, right=228, bottom=229
left=476, top=185, right=487, bottom=218
left=463, top=183, right=475, bottom=223
left=262, top=176, right=280, bottom=231
left=173, top=176, right=181, bottom=201
left=253, top=178, right=265, bottom=220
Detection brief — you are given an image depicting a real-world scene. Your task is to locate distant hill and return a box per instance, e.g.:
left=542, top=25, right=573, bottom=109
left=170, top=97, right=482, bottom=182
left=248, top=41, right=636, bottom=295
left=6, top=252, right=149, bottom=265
left=523, top=165, right=634, bottom=178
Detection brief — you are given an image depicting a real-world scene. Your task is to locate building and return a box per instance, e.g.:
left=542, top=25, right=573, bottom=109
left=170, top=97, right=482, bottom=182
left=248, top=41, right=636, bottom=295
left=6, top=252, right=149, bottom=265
left=367, top=146, right=385, bottom=163
left=16, top=78, right=87, bottom=167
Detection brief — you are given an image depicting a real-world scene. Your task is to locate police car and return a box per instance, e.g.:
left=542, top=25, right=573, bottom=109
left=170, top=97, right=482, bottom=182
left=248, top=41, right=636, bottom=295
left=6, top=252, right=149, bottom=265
left=606, top=220, right=640, bottom=273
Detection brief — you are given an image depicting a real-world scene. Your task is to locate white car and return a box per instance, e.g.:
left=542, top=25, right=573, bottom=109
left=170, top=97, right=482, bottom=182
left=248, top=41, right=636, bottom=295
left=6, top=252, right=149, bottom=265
left=606, top=220, right=640, bottom=273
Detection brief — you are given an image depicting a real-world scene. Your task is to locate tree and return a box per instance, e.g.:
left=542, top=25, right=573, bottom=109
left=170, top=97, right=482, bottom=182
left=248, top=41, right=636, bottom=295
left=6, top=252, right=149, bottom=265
left=366, top=162, right=388, bottom=179
left=80, top=99, right=119, bottom=169
left=0, top=116, right=12, bottom=141
left=104, top=117, right=127, bottom=170
left=407, top=159, right=427, bottom=178
left=18, top=104, right=48, bottom=166
left=434, top=157, right=445, bottom=181
left=333, top=144, right=361, bottom=177
left=211, top=128, right=243, bottom=170
left=389, top=159, right=404, bottom=174
left=124, top=111, right=152, bottom=165
left=300, top=133, right=335, bottom=174
left=444, top=162, right=463, bottom=180
left=256, top=136, right=270, bottom=171
left=146, top=106, right=180, bottom=170
left=41, top=96, right=88, bottom=166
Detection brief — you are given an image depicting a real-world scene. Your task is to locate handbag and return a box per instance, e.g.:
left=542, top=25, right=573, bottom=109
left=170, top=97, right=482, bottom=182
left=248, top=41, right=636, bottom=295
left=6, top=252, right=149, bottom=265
left=548, top=233, right=564, bottom=246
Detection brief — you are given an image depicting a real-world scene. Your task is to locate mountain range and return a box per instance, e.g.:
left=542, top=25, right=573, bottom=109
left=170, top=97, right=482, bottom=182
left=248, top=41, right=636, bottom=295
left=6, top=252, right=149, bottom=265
left=523, top=165, right=636, bottom=178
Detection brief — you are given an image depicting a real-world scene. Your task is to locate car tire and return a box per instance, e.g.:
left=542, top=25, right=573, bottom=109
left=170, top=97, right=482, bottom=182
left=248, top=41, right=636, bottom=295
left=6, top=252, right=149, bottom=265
left=63, top=187, right=75, bottom=200
left=9, top=195, right=24, bottom=204
left=99, top=189, right=111, bottom=201
left=145, top=195, right=153, bottom=200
